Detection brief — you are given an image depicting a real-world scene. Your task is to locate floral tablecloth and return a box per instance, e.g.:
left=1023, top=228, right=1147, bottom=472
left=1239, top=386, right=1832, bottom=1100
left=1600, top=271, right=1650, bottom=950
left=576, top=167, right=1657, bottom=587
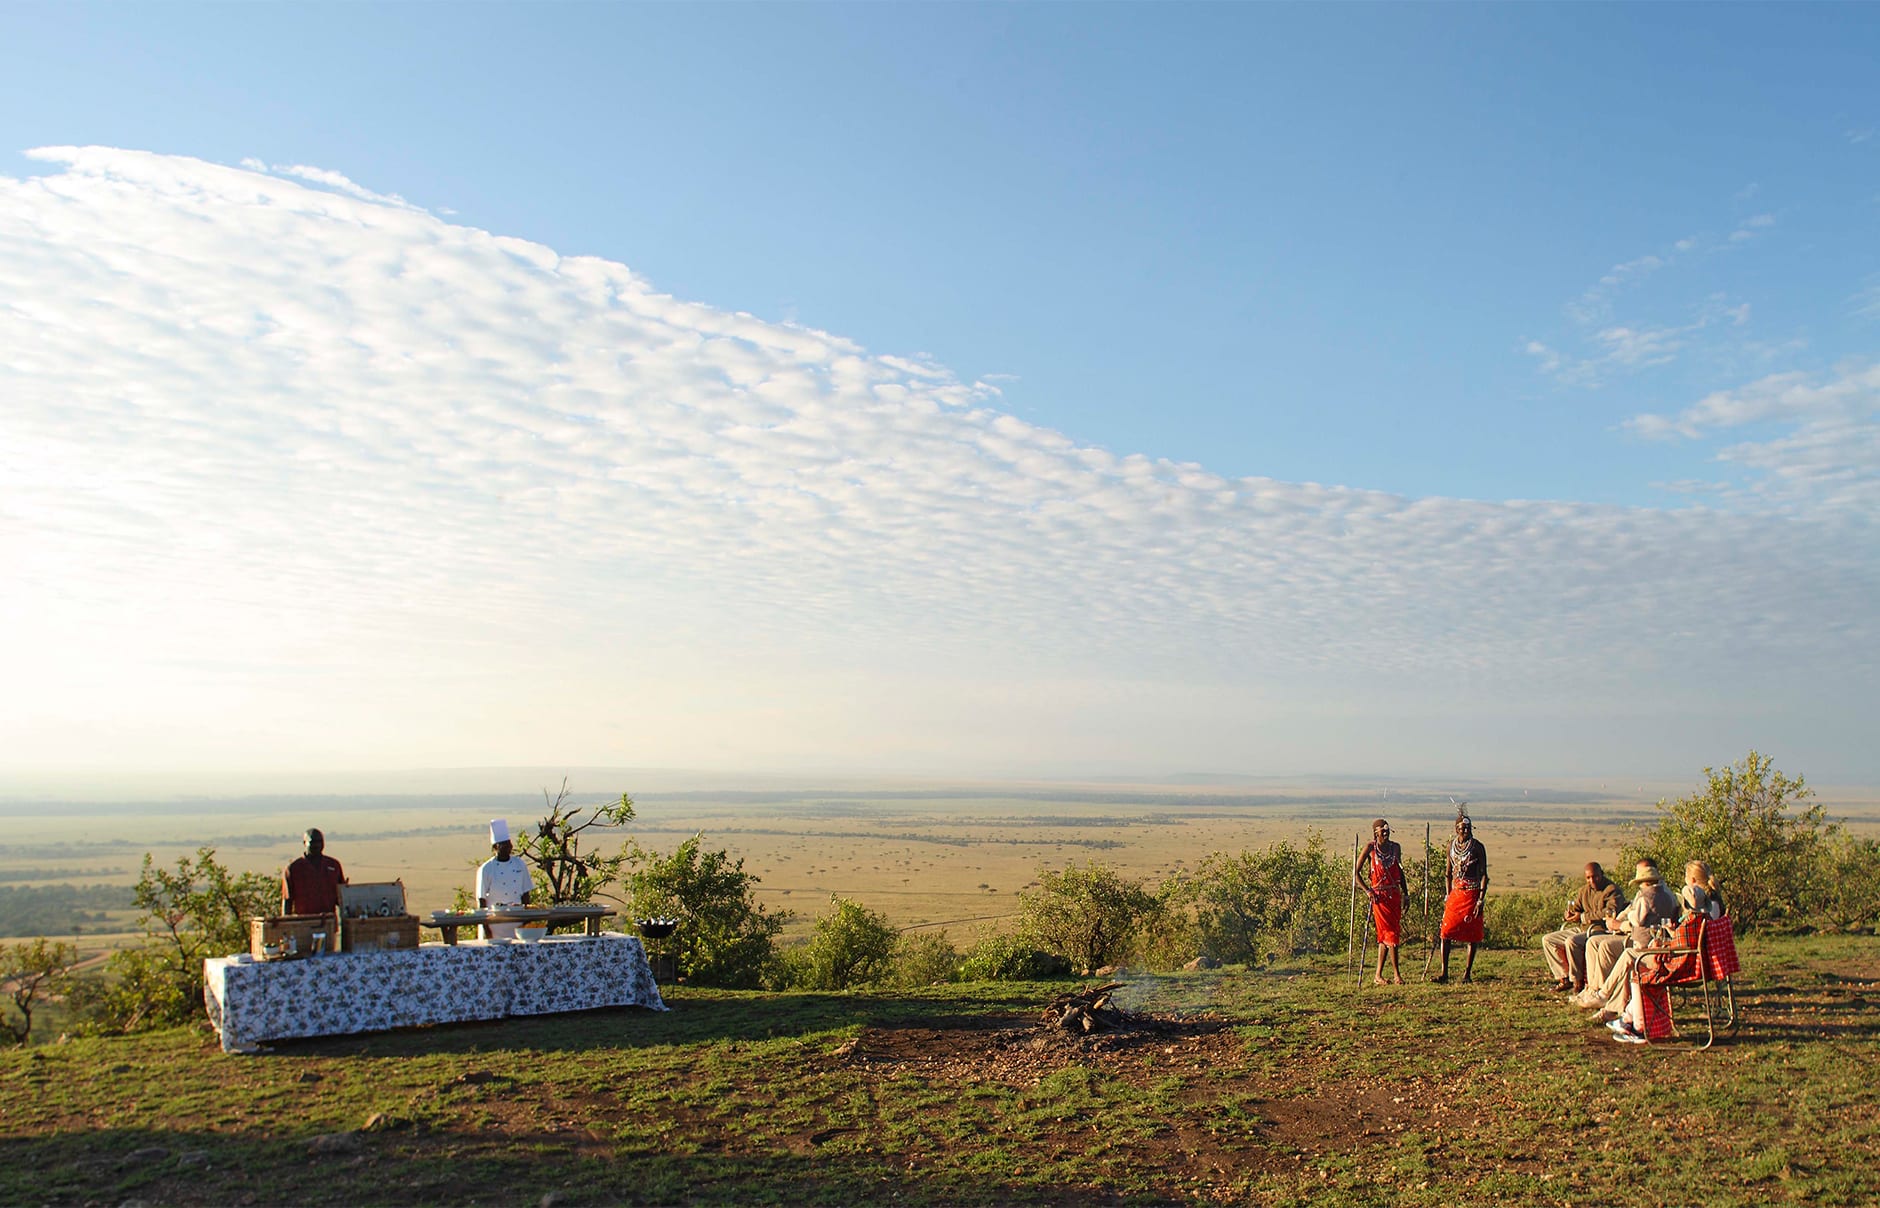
left=203, top=933, right=666, bottom=1053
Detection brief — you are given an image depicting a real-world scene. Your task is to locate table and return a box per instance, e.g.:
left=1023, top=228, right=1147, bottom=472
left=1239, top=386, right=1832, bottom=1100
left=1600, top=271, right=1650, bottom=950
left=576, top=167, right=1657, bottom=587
left=423, top=904, right=615, bottom=945
left=203, top=933, right=666, bottom=1053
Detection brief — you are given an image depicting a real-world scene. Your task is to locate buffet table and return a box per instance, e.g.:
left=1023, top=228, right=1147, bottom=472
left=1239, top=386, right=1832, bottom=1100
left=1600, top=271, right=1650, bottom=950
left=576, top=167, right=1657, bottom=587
left=203, top=933, right=666, bottom=1053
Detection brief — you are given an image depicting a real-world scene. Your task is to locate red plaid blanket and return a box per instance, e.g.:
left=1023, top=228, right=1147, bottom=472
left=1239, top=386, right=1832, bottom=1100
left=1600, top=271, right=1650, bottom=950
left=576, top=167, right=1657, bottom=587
left=1703, top=915, right=1739, bottom=979
left=1638, top=915, right=1707, bottom=986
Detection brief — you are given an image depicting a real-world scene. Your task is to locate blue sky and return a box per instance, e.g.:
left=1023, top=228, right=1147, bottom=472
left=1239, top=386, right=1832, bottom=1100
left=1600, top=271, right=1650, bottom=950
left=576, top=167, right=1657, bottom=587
left=1, top=4, right=1875, bottom=783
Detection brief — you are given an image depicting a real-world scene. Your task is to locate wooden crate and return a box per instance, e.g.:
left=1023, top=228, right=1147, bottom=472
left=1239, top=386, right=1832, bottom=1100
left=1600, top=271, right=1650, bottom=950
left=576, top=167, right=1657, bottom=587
left=341, top=914, right=421, bottom=953
left=250, top=914, right=336, bottom=959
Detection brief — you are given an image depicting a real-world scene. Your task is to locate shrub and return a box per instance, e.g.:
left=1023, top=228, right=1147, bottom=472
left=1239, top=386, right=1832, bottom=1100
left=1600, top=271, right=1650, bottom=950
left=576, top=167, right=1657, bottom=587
left=0, top=938, right=73, bottom=1045
left=1622, top=751, right=1834, bottom=932
left=1483, top=877, right=1571, bottom=950
left=890, top=930, right=960, bottom=987
left=957, top=932, right=1072, bottom=982
left=793, top=897, right=899, bottom=990
left=1815, top=836, right=1880, bottom=933
left=1016, top=862, right=1162, bottom=973
left=75, top=848, right=275, bottom=1033
left=624, top=834, right=788, bottom=988
left=1185, top=834, right=1351, bottom=963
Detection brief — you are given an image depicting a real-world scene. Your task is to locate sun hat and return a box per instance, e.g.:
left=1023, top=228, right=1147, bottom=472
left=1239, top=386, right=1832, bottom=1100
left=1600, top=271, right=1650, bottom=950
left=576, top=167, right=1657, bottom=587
left=1629, top=861, right=1662, bottom=885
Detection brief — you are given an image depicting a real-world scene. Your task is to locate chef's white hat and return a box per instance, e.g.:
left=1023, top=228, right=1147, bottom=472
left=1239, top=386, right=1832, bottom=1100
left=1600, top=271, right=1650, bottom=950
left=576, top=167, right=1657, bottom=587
left=489, top=818, right=510, bottom=845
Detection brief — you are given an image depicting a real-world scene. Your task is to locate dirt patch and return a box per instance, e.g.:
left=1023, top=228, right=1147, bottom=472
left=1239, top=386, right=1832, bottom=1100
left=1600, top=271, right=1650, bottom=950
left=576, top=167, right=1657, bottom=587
left=833, top=1010, right=1240, bottom=1087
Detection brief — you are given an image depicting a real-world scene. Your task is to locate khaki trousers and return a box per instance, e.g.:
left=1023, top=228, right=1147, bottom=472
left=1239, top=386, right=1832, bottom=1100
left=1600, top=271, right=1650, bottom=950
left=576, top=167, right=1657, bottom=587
left=1540, top=928, right=1590, bottom=985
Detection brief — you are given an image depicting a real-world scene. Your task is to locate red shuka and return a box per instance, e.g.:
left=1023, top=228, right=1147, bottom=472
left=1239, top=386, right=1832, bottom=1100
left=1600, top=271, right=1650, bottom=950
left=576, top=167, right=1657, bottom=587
left=1440, top=880, right=1485, bottom=943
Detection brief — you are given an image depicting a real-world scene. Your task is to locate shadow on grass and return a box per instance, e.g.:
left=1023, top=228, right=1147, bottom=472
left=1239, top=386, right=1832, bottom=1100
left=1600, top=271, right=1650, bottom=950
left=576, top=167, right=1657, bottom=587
left=257, top=983, right=1069, bottom=1061
left=0, top=1123, right=1189, bottom=1207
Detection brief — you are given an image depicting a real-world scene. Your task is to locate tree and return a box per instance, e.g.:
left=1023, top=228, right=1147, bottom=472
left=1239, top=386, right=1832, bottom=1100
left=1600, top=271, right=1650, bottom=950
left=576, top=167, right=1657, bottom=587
left=624, top=834, right=788, bottom=988
left=1622, top=751, right=1834, bottom=932
left=795, top=897, right=900, bottom=990
left=1016, top=862, right=1161, bottom=974
left=0, top=938, right=74, bottom=1046
left=72, top=848, right=275, bottom=1032
left=518, top=780, right=637, bottom=906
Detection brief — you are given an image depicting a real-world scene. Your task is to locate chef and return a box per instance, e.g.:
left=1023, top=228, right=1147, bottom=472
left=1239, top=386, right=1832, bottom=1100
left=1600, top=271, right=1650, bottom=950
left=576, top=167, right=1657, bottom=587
left=476, top=818, right=535, bottom=941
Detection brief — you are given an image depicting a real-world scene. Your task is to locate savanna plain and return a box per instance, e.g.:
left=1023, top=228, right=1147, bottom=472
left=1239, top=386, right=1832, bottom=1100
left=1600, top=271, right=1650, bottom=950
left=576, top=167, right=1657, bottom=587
left=2, top=776, right=1877, bottom=1206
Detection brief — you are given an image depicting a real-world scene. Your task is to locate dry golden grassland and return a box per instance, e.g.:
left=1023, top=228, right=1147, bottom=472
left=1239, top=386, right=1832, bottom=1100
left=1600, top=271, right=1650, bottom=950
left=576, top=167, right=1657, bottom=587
left=5, top=779, right=1876, bottom=951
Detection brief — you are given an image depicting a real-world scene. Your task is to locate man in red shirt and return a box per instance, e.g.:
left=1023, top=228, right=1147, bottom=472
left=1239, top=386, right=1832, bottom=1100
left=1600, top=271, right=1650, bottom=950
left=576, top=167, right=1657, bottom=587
left=281, top=828, right=345, bottom=917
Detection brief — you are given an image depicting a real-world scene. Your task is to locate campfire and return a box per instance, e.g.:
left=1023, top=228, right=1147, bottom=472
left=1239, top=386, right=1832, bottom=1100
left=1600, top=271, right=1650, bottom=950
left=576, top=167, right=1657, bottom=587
left=1041, top=982, right=1132, bottom=1034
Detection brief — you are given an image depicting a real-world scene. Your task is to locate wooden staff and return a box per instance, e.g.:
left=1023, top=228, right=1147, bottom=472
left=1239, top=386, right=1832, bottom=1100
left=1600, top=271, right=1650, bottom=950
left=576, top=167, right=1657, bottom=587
left=1422, top=822, right=1438, bottom=981
left=1346, top=831, right=1361, bottom=976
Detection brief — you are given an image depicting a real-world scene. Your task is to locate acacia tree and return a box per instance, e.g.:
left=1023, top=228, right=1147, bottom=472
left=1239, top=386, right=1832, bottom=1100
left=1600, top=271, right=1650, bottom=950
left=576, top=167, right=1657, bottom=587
left=1622, top=751, right=1834, bottom=932
left=0, top=938, right=74, bottom=1046
left=517, top=780, right=637, bottom=906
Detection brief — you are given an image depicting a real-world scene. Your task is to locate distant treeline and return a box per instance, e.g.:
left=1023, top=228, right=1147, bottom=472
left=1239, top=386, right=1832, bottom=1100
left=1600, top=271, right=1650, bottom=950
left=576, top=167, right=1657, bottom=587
left=0, top=867, right=127, bottom=883
left=634, top=826, right=1125, bottom=850
left=0, top=883, right=136, bottom=938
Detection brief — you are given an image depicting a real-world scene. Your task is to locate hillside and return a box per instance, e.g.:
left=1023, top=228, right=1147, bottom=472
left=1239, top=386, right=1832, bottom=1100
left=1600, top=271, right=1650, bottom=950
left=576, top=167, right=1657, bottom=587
left=1, top=934, right=1875, bottom=1206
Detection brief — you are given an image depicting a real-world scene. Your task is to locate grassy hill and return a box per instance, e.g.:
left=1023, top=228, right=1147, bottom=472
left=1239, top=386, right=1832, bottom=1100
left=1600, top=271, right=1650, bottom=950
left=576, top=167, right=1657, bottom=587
left=2, top=933, right=1875, bottom=1206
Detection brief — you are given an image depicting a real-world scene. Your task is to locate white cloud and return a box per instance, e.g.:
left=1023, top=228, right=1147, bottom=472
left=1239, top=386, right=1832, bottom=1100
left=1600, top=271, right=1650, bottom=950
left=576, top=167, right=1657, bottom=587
left=1626, top=364, right=1880, bottom=509
left=1, top=148, right=1875, bottom=777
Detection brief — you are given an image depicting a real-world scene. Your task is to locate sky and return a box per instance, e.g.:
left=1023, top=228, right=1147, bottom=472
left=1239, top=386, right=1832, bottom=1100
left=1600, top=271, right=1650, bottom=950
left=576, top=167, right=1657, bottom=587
left=0, top=4, right=1876, bottom=787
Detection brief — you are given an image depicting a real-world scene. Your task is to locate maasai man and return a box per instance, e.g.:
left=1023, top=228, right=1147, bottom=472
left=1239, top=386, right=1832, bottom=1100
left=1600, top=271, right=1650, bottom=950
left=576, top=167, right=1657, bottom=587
left=1355, top=818, right=1408, bottom=984
left=1436, top=809, right=1488, bottom=983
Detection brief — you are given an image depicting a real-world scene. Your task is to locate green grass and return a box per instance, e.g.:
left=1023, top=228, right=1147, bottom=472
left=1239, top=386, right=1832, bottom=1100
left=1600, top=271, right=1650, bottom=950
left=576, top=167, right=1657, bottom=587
left=1, top=935, right=1875, bottom=1205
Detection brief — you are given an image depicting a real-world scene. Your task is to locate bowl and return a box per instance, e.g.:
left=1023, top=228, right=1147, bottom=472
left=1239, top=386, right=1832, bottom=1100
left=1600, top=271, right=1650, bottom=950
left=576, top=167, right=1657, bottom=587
left=636, top=918, right=678, bottom=940
left=516, top=925, right=548, bottom=943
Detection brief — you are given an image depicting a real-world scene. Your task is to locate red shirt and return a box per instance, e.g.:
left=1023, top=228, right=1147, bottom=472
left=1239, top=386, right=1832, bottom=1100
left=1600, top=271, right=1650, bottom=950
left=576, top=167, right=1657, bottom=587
left=282, top=854, right=345, bottom=916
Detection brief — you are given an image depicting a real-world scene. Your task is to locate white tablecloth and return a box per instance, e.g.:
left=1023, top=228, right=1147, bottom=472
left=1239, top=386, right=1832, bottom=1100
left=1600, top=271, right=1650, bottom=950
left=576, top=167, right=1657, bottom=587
left=203, top=933, right=666, bottom=1052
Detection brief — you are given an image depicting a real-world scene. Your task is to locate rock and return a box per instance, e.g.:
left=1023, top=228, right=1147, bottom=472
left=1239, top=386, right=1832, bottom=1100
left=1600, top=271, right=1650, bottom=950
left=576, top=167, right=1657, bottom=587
left=1183, top=955, right=1220, bottom=971
left=308, top=1132, right=362, bottom=1156
left=361, top=1112, right=389, bottom=1132
left=176, top=1151, right=212, bottom=1169
left=123, top=1147, right=170, bottom=1166
left=539, top=1193, right=569, bottom=1208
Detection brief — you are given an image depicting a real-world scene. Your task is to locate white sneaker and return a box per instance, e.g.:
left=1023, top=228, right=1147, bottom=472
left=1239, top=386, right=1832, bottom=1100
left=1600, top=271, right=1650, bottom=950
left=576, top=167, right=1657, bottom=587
left=1612, top=1029, right=1647, bottom=1044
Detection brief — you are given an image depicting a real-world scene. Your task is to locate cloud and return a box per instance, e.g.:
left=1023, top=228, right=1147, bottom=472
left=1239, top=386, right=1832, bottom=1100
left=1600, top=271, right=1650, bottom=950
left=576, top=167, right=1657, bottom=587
left=1, top=148, right=1875, bottom=776
left=1626, top=364, right=1880, bottom=509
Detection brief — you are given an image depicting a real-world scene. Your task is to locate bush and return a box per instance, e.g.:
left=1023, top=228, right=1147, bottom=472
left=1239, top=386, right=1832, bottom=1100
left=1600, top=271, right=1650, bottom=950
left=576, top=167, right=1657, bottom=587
left=1815, top=836, right=1880, bottom=933
left=957, top=932, right=1072, bottom=982
left=1622, top=751, right=1834, bottom=932
left=1016, top=862, right=1162, bottom=973
left=890, top=930, right=960, bottom=987
left=793, top=897, right=900, bottom=990
left=624, top=834, right=788, bottom=988
left=0, top=938, right=73, bottom=1045
left=1184, top=834, right=1352, bottom=963
left=1483, top=877, right=1571, bottom=950
left=75, top=848, right=275, bottom=1033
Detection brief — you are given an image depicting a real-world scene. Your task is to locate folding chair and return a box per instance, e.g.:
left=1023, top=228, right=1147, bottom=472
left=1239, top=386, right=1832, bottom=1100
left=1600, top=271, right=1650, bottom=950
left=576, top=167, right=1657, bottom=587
left=1635, top=914, right=1740, bottom=1049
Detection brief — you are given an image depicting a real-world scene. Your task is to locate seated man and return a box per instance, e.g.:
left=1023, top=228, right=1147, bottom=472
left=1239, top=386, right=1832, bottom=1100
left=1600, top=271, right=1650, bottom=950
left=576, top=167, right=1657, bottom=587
left=1541, top=862, right=1625, bottom=993
left=281, top=827, right=345, bottom=918
left=1576, top=859, right=1678, bottom=1010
